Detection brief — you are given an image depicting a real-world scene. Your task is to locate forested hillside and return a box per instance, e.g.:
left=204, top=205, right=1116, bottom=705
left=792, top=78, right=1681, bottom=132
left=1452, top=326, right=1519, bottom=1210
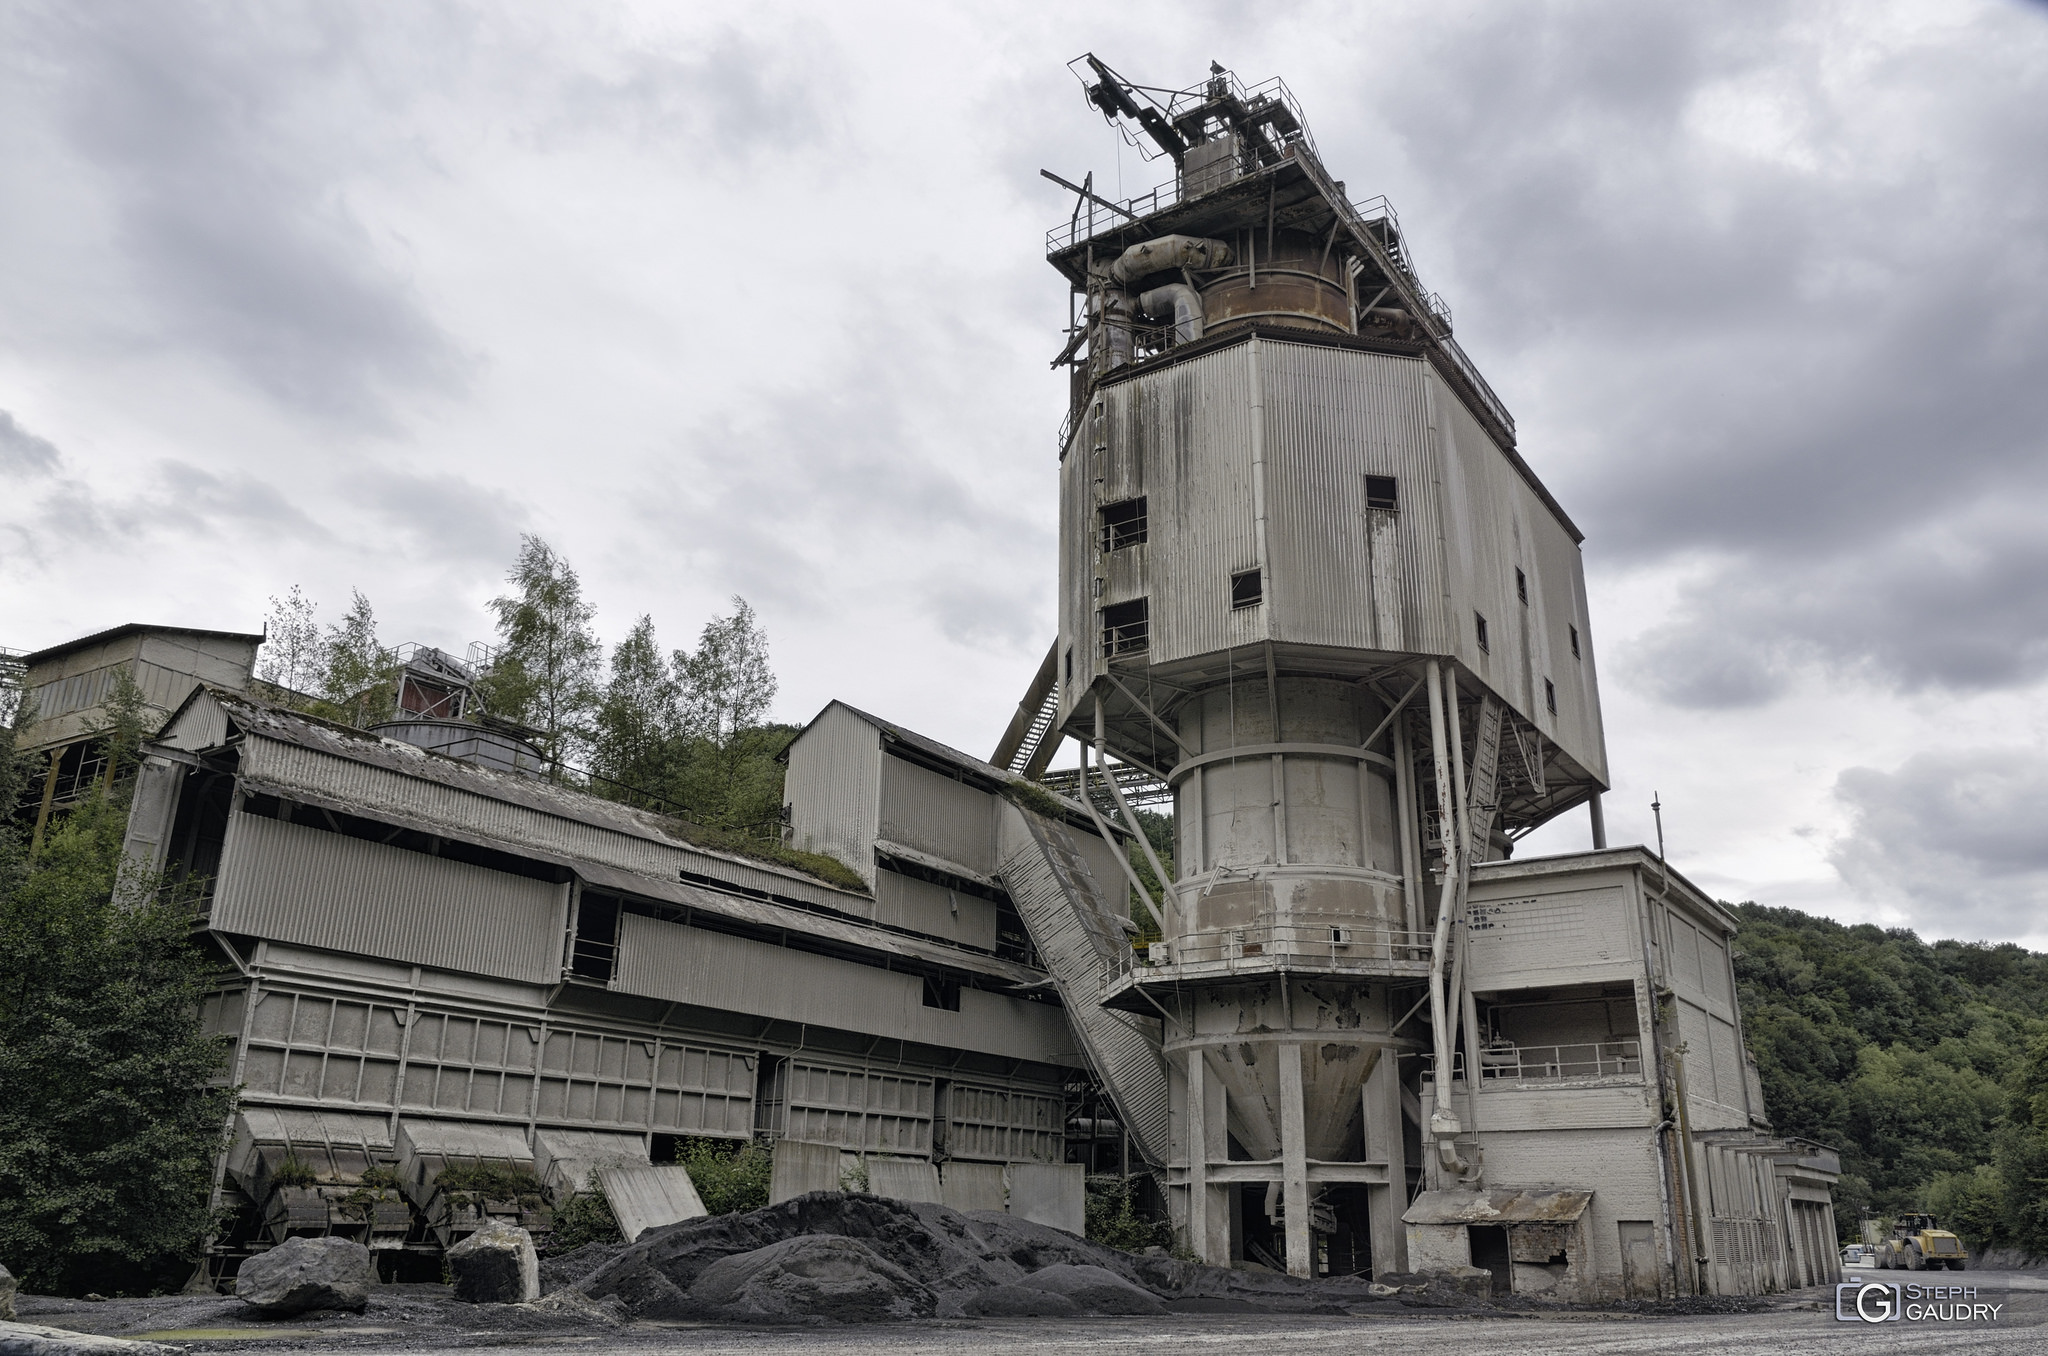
left=1732, top=903, right=2048, bottom=1255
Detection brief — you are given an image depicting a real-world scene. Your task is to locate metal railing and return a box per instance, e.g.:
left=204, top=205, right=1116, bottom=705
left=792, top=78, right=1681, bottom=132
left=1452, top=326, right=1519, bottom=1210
left=1424, top=1040, right=1643, bottom=1084
left=1106, top=921, right=1435, bottom=991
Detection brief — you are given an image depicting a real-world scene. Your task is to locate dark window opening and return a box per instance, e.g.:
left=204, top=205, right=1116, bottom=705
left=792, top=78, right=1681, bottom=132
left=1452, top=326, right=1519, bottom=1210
left=1101, top=599, right=1149, bottom=656
left=1515, top=568, right=1528, bottom=604
left=1063, top=647, right=1073, bottom=686
left=1099, top=497, right=1148, bottom=552
left=921, top=976, right=962, bottom=1011
left=1569, top=625, right=1581, bottom=659
left=1230, top=568, right=1263, bottom=610
left=1365, top=475, right=1399, bottom=511
left=569, top=891, right=621, bottom=981
left=1544, top=679, right=1558, bottom=715
left=1475, top=612, right=1490, bottom=653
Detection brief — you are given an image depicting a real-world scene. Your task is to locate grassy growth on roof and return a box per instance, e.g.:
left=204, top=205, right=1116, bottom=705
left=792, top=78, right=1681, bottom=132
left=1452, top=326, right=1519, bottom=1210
left=1000, top=778, right=1073, bottom=822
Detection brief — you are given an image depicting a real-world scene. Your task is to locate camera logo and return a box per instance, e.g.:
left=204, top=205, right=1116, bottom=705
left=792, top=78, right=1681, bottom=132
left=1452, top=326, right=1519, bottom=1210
left=1837, top=1278, right=1901, bottom=1322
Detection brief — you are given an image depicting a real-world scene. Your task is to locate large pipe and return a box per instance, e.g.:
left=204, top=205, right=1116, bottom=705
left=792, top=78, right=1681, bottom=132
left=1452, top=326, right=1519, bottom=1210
left=1422, top=659, right=1466, bottom=1169
left=1589, top=791, right=1608, bottom=850
left=1108, top=234, right=1232, bottom=285
left=1138, top=283, right=1204, bottom=343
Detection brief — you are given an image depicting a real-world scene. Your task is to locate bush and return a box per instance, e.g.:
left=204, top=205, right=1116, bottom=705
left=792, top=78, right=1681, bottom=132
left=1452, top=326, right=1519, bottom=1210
left=1085, top=1176, right=1173, bottom=1253
left=548, top=1171, right=622, bottom=1252
left=677, top=1137, right=772, bottom=1215
left=435, top=1163, right=546, bottom=1209
left=269, top=1155, right=318, bottom=1190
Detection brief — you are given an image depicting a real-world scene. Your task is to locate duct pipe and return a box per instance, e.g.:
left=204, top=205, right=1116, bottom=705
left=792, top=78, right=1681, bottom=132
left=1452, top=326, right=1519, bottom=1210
left=1589, top=791, right=1608, bottom=850
left=1091, top=289, right=1134, bottom=371
left=1138, top=283, right=1204, bottom=343
left=1422, top=660, right=1466, bottom=1172
left=1108, top=234, right=1232, bottom=285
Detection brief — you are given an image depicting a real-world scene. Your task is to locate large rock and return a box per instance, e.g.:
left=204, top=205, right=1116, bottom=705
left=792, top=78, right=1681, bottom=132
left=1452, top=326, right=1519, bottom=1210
left=234, top=1236, right=372, bottom=1316
left=1016, top=1263, right=1165, bottom=1315
left=447, top=1222, right=540, bottom=1304
left=0, top=1322, right=181, bottom=1355
left=0, top=1263, right=14, bottom=1321
left=688, top=1236, right=934, bottom=1324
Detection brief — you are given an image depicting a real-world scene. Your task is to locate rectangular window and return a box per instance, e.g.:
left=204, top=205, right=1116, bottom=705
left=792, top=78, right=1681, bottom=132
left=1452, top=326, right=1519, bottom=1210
left=1475, top=612, right=1490, bottom=653
left=1063, top=647, right=1074, bottom=685
left=1516, top=568, right=1528, bottom=604
left=1101, top=599, right=1149, bottom=656
left=1365, top=474, right=1399, bottom=511
left=1230, top=568, right=1263, bottom=610
left=1099, top=497, right=1148, bottom=552
left=1545, top=679, right=1558, bottom=715
left=921, top=976, right=962, bottom=1011
left=1569, top=625, right=1581, bottom=659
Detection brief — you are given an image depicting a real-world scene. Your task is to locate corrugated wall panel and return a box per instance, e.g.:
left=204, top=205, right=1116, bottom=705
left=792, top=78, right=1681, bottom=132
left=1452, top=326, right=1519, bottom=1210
left=783, top=704, right=882, bottom=891
left=213, top=812, right=568, bottom=983
left=613, top=913, right=1077, bottom=1066
left=1142, top=345, right=1265, bottom=665
left=1262, top=342, right=1449, bottom=655
left=877, top=754, right=996, bottom=876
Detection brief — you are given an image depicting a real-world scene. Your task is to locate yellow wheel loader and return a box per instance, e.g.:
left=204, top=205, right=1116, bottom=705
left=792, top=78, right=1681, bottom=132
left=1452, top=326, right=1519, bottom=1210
left=1874, top=1213, right=1968, bottom=1271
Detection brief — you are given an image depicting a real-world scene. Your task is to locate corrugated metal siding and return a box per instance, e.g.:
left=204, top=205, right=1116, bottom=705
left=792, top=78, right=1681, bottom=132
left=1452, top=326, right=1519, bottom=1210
left=783, top=704, right=882, bottom=890
left=214, top=812, right=568, bottom=983
left=1262, top=342, right=1450, bottom=654
left=612, top=913, right=1076, bottom=1065
left=874, top=868, right=998, bottom=950
left=1432, top=373, right=1605, bottom=778
left=877, top=754, right=996, bottom=876
left=1138, top=345, right=1265, bottom=665
left=237, top=734, right=867, bottom=913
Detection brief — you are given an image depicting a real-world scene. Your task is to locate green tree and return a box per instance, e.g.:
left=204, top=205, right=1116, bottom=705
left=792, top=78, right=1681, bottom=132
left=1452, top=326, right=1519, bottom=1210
left=669, top=598, right=783, bottom=835
left=0, top=672, right=236, bottom=1295
left=482, top=535, right=600, bottom=765
left=320, top=589, right=399, bottom=727
left=589, top=616, right=682, bottom=809
left=257, top=586, right=325, bottom=702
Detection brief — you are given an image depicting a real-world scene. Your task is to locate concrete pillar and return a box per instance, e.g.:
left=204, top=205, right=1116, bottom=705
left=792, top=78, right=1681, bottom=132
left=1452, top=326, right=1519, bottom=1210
left=1186, top=1046, right=1210, bottom=1263
left=1280, top=1042, right=1312, bottom=1277
left=1364, top=1048, right=1407, bottom=1275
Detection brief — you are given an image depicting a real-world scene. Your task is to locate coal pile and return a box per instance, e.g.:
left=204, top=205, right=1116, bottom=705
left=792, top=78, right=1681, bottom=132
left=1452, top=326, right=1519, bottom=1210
left=566, top=1192, right=1437, bottom=1325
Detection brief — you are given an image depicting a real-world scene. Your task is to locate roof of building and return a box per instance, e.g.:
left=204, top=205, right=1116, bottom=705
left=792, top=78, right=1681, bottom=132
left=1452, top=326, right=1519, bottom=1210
left=1473, top=845, right=1738, bottom=934
left=21, top=622, right=265, bottom=667
left=153, top=685, right=1046, bottom=987
left=798, top=698, right=1115, bottom=835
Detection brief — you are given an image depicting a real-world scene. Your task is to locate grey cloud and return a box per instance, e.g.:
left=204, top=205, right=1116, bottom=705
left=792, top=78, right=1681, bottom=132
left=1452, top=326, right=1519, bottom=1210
left=550, top=28, right=838, bottom=163
left=0, top=410, right=61, bottom=476
left=1626, top=495, right=2048, bottom=706
left=1309, top=3, right=2048, bottom=699
left=1831, top=748, right=2048, bottom=943
left=151, top=460, right=331, bottom=540
left=29, top=4, right=466, bottom=425
left=354, top=470, right=525, bottom=564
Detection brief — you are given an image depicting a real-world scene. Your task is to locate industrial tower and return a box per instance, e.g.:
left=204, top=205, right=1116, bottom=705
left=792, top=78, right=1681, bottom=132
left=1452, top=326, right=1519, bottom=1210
left=998, top=56, right=1613, bottom=1278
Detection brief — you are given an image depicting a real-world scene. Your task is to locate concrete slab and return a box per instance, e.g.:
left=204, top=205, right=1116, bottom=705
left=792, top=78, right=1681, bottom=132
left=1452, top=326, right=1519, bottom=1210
left=767, top=1138, right=844, bottom=1205
left=533, top=1129, right=648, bottom=1205
left=865, top=1158, right=941, bottom=1204
left=595, top=1164, right=707, bottom=1243
left=1006, top=1162, right=1084, bottom=1235
left=941, top=1161, right=1008, bottom=1212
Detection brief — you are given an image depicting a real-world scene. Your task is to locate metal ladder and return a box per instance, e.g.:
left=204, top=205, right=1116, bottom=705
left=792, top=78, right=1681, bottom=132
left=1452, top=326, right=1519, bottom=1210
left=997, top=804, right=1172, bottom=1168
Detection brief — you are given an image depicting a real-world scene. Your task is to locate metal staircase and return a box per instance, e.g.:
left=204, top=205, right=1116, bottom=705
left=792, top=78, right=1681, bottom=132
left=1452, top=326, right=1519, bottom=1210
left=996, top=803, right=1172, bottom=1168
left=992, top=642, right=1062, bottom=779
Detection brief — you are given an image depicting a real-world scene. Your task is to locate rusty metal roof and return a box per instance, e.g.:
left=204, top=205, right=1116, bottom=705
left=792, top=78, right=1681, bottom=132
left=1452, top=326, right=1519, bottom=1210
left=1403, top=1187, right=1594, bottom=1225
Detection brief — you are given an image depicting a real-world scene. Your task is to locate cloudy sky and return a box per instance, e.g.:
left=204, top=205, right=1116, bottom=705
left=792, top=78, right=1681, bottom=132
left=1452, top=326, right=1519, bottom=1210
left=4, top=1, right=2044, bottom=948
